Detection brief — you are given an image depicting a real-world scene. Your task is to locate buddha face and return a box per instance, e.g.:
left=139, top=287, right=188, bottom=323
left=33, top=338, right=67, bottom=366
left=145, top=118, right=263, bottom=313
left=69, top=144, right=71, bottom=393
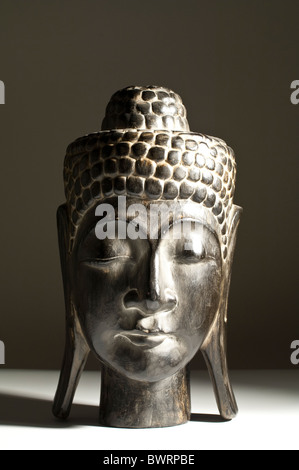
left=70, top=197, right=223, bottom=382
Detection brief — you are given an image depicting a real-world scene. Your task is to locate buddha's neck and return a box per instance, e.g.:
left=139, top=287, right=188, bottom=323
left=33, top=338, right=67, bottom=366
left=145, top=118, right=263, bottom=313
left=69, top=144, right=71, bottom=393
left=99, top=365, right=191, bottom=428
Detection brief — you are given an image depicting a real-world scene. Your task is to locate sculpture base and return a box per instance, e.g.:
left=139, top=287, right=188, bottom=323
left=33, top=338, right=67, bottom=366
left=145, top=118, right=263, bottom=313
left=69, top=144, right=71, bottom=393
left=99, top=365, right=191, bottom=428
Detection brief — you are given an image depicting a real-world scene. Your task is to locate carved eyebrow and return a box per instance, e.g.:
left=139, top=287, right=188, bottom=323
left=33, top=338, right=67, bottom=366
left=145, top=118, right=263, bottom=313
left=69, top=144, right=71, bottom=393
left=165, top=218, right=217, bottom=238
left=80, top=255, right=131, bottom=264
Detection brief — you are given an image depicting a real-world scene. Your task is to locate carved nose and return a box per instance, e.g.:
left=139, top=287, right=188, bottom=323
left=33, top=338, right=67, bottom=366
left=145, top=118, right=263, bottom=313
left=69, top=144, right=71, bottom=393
left=124, top=289, right=177, bottom=333
left=148, top=250, right=176, bottom=304
left=122, top=249, right=177, bottom=333
left=123, top=290, right=177, bottom=317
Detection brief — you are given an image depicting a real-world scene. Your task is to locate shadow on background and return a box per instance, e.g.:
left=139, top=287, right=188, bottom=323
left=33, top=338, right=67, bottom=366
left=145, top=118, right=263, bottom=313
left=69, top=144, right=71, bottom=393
left=0, top=392, right=229, bottom=428
left=0, top=393, right=99, bottom=428
left=190, top=413, right=228, bottom=423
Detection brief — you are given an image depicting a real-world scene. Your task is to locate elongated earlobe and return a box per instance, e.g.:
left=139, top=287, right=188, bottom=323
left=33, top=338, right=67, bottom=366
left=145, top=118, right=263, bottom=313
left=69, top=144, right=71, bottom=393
left=53, top=205, right=90, bottom=419
left=200, top=204, right=242, bottom=419
left=52, top=305, right=90, bottom=418
left=226, top=205, right=242, bottom=273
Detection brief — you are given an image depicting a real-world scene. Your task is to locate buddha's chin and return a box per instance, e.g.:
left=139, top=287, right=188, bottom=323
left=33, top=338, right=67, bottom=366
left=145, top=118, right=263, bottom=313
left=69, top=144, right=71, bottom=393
left=95, top=330, right=192, bottom=383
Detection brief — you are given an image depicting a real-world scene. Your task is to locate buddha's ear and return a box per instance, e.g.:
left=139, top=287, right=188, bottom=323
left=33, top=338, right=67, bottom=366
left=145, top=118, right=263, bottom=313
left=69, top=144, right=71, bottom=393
left=57, top=204, right=69, bottom=294
left=226, top=204, right=243, bottom=271
left=222, top=204, right=242, bottom=321
left=200, top=204, right=242, bottom=420
left=53, top=204, right=90, bottom=419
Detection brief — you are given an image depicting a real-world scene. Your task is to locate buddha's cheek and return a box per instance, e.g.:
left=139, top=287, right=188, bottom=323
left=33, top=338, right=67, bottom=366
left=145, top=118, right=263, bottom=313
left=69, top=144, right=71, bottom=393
left=167, top=264, right=221, bottom=352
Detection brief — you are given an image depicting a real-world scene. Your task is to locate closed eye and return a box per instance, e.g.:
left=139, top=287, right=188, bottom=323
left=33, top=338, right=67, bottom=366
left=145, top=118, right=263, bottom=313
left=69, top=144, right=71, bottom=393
left=81, top=255, right=132, bottom=266
left=174, top=251, right=206, bottom=264
left=174, top=254, right=215, bottom=265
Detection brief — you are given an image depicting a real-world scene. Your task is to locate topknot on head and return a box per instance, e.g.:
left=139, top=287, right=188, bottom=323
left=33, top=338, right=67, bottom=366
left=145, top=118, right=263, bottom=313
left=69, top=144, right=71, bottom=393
left=101, top=85, right=190, bottom=133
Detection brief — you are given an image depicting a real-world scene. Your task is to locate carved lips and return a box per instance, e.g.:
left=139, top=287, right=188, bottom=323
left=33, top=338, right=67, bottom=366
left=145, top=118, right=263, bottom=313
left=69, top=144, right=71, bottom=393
left=115, top=330, right=169, bottom=350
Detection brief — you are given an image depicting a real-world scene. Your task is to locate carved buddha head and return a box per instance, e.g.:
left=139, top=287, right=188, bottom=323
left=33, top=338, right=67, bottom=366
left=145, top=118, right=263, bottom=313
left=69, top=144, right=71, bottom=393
left=53, top=86, right=242, bottom=428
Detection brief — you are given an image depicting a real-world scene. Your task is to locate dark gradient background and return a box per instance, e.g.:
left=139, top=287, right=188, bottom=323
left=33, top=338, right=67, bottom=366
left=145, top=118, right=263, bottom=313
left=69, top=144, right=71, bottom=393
left=0, top=0, right=298, bottom=370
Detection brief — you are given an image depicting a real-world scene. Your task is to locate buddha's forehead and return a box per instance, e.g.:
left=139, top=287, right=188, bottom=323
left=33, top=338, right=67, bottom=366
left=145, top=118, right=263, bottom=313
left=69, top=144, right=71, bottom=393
left=107, top=196, right=218, bottom=227
left=74, top=196, right=221, bottom=247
